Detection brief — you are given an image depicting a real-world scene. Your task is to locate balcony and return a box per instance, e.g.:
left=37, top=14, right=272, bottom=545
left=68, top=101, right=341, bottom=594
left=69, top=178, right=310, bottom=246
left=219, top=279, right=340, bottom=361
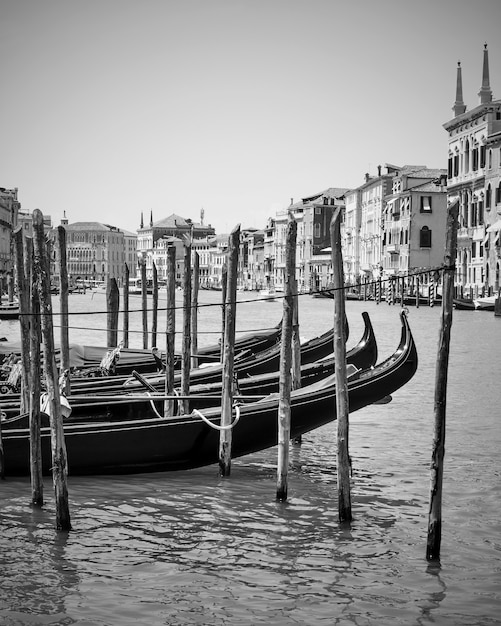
left=386, top=244, right=399, bottom=255
left=457, top=227, right=473, bottom=244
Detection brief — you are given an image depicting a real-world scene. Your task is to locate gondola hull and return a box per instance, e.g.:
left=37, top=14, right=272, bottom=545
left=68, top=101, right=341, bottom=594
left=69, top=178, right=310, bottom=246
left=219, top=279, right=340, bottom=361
left=1, top=312, right=417, bottom=476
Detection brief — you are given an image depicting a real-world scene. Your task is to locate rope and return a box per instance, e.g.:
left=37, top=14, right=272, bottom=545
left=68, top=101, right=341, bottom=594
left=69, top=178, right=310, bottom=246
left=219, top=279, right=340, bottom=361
left=192, top=404, right=241, bottom=431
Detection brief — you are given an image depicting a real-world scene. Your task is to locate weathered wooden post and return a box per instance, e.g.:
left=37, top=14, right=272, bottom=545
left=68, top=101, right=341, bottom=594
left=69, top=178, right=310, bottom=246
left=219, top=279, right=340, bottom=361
left=220, top=261, right=227, bottom=361
left=219, top=225, right=240, bottom=477
left=123, top=262, right=129, bottom=348
left=330, top=208, right=352, bottom=523
left=291, top=228, right=302, bottom=446
left=0, top=415, right=3, bottom=479
left=276, top=215, right=297, bottom=500
left=24, top=235, right=43, bottom=504
left=141, top=257, right=148, bottom=349
left=32, top=209, right=71, bottom=531
left=191, top=251, right=200, bottom=369
left=495, top=288, right=501, bottom=318
left=180, top=239, right=192, bottom=415
left=426, top=200, right=459, bottom=561
left=7, top=271, right=14, bottom=302
left=164, top=244, right=177, bottom=417
left=13, top=228, right=31, bottom=413
left=57, top=226, right=70, bottom=395
left=106, top=278, right=119, bottom=348
left=151, top=262, right=158, bottom=349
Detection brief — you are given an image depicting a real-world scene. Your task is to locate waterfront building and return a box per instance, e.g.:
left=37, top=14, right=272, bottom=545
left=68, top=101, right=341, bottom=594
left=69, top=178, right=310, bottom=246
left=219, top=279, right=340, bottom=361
left=238, top=228, right=264, bottom=290
left=136, top=211, right=215, bottom=283
left=443, top=44, right=501, bottom=294
left=343, top=166, right=447, bottom=294
left=381, top=167, right=447, bottom=290
left=0, top=187, right=20, bottom=277
left=344, top=168, right=395, bottom=288
left=272, top=188, right=348, bottom=293
left=58, top=220, right=127, bottom=286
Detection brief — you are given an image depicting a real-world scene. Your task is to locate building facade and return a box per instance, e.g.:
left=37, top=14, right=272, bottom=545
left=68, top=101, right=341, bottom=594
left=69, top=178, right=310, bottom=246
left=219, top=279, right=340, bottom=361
left=136, top=211, right=216, bottom=283
left=444, top=45, right=501, bottom=294
left=0, top=187, right=20, bottom=276
left=57, top=220, right=128, bottom=286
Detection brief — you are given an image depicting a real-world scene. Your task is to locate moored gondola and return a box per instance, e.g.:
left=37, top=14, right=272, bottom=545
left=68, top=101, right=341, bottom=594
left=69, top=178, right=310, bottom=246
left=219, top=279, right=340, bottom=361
left=1, top=311, right=417, bottom=476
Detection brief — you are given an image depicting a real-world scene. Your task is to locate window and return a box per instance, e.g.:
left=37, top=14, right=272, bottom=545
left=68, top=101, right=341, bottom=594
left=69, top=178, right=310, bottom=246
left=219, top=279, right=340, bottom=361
left=496, top=183, right=501, bottom=205
left=472, top=148, right=478, bottom=171
left=480, top=145, right=486, bottom=169
left=420, top=226, right=432, bottom=248
left=486, top=184, right=492, bottom=208
left=420, top=196, right=432, bottom=213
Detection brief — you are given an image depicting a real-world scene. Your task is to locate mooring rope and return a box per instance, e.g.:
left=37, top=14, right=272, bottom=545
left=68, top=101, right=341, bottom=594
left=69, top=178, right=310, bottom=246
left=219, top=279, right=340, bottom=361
left=192, top=404, right=241, bottom=431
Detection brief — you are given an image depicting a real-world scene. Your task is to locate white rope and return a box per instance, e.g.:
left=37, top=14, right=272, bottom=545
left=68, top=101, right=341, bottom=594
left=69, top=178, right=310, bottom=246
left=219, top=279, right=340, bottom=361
left=192, top=404, right=241, bottom=431
left=145, top=392, right=164, bottom=419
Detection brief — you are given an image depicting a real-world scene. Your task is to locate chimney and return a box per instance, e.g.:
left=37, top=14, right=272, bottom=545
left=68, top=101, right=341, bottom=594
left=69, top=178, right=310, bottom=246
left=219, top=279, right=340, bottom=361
left=61, top=210, right=68, bottom=226
left=365, top=172, right=370, bottom=182
left=377, top=165, right=381, bottom=177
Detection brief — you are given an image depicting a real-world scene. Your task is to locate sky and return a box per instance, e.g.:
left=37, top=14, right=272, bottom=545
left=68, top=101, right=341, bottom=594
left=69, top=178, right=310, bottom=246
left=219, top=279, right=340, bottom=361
left=1, top=0, right=501, bottom=235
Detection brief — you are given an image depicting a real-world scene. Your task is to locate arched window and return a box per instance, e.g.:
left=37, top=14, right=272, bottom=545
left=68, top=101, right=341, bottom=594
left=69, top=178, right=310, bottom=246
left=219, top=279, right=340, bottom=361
left=486, top=184, right=492, bottom=208
left=420, top=226, right=432, bottom=248
left=496, top=182, right=501, bottom=205
left=465, top=139, right=470, bottom=173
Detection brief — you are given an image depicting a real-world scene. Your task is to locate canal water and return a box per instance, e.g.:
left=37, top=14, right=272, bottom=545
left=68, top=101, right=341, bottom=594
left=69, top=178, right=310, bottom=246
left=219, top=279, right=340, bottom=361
left=0, top=290, right=500, bottom=625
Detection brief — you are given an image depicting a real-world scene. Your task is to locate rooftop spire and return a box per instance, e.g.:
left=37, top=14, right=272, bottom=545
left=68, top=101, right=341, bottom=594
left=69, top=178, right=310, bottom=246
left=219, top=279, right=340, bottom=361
left=453, top=61, right=466, bottom=116
left=140, top=211, right=144, bottom=229
left=150, top=209, right=153, bottom=227
left=478, top=43, right=492, bottom=104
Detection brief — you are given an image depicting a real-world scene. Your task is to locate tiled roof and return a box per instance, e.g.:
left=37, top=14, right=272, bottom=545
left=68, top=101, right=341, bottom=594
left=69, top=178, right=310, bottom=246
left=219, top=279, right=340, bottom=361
left=65, top=222, right=119, bottom=231
left=152, top=214, right=189, bottom=228
left=409, top=181, right=446, bottom=192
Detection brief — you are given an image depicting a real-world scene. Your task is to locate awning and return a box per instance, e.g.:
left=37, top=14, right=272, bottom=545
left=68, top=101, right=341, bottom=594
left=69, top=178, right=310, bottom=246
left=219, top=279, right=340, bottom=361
left=487, top=219, right=501, bottom=233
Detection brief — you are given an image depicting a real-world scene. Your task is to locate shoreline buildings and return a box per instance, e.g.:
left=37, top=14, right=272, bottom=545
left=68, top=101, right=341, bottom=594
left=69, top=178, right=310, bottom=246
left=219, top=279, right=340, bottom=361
left=3, top=47, right=500, bottom=297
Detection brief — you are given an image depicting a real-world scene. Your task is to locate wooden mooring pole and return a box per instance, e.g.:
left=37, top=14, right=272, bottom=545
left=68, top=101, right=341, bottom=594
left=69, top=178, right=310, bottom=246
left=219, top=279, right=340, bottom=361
left=13, top=227, right=31, bottom=413
left=164, top=244, right=176, bottom=417
left=191, top=251, right=200, bottom=369
left=219, top=225, right=240, bottom=477
left=141, top=257, right=148, bottom=349
left=180, top=239, right=192, bottom=415
left=220, top=262, right=227, bottom=361
left=276, top=214, right=297, bottom=500
left=57, top=226, right=71, bottom=396
left=426, top=200, right=459, bottom=561
left=330, top=208, right=352, bottom=523
left=106, top=277, right=119, bottom=348
left=151, top=262, right=158, bottom=349
left=32, top=209, right=71, bottom=531
left=123, top=263, right=130, bottom=348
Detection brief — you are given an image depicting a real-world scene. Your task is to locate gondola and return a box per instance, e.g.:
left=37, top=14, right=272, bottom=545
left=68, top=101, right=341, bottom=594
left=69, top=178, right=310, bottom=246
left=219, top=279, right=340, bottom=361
left=0, top=312, right=376, bottom=411
left=0, top=321, right=283, bottom=377
left=0, top=311, right=417, bottom=476
left=17, top=312, right=352, bottom=397
left=453, top=297, right=475, bottom=310
left=0, top=311, right=377, bottom=417
left=0, top=303, right=20, bottom=320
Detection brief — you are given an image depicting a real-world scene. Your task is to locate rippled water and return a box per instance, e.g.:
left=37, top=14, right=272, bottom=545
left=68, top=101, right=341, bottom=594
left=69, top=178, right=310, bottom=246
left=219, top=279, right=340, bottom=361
left=1, top=291, right=500, bottom=625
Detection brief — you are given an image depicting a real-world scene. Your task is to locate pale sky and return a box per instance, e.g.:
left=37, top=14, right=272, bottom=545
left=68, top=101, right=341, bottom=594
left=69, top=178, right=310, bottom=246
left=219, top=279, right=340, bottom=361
left=2, top=0, right=500, bottom=235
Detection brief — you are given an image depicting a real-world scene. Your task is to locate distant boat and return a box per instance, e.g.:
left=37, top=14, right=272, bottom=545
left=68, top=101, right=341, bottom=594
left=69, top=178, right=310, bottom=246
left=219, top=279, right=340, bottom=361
left=474, top=295, right=496, bottom=311
left=453, top=297, right=475, bottom=310
left=259, top=287, right=277, bottom=301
